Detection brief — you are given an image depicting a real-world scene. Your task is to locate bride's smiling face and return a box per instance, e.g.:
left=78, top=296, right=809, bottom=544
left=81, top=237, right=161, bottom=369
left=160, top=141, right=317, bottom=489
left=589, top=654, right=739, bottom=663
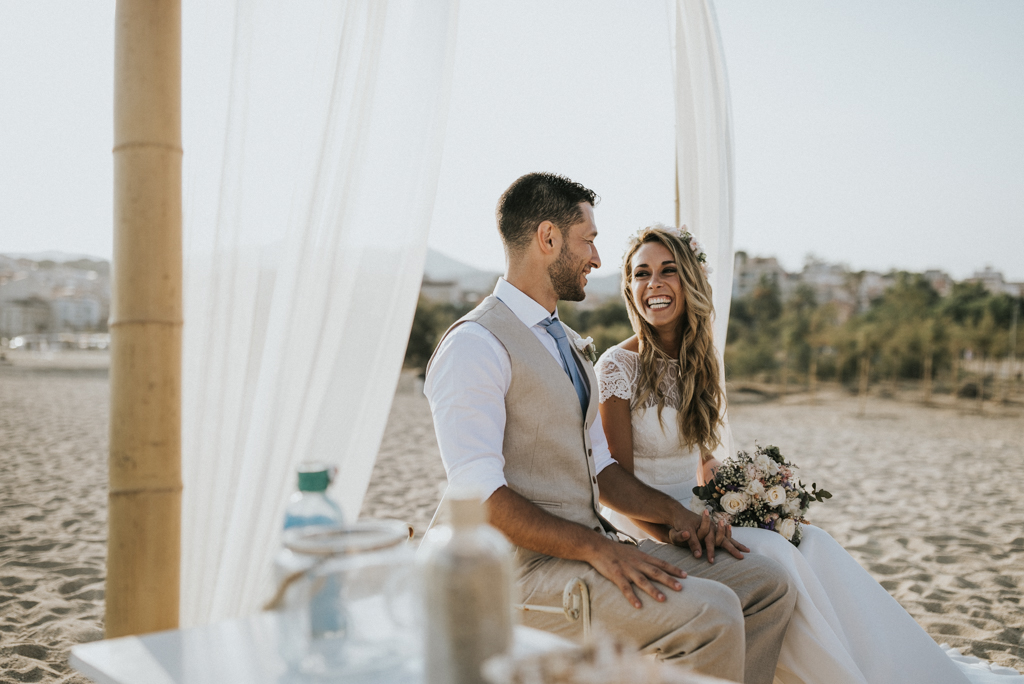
left=630, top=241, right=686, bottom=331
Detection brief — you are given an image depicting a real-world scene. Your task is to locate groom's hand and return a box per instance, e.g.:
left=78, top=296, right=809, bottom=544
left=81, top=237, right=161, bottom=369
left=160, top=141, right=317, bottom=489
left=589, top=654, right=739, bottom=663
left=586, top=537, right=686, bottom=609
left=698, top=513, right=750, bottom=563
left=669, top=509, right=749, bottom=563
left=667, top=507, right=710, bottom=559
left=595, top=464, right=748, bottom=563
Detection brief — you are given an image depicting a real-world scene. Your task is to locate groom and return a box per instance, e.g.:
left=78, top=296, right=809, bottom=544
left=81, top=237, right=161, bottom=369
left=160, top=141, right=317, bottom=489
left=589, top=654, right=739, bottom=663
left=424, top=173, right=795, bottom=684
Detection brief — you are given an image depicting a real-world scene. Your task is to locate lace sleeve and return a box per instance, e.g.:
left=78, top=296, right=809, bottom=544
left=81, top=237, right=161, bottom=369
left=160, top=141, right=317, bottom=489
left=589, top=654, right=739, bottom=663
left=596, top=346, right=637, bottom=404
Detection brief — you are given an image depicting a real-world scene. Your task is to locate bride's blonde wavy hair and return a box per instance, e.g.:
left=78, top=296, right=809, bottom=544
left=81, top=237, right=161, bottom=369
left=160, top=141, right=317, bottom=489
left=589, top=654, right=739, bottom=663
left=621, top=225, right=723, bottom=453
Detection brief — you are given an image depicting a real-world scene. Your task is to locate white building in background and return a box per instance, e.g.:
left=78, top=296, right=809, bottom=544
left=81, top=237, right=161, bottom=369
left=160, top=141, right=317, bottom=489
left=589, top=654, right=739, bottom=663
left=967, top=266, right=1024, bottom=297
left=51, top=297, right=103, bottom=330
left=923, top=269, right=954, bottom=297
left=856, top=271, right=896, bottom=310
left=0, top=297, right=51, bottom=337
left=419, top=278, right=462, bottom=306
left=730, top=253, right=972, bottom=318
left=797, top=258, right=857, bottom=315
left=418, top=248, right=500, bottom=307
left=732, top=252, right=793, bottom=300
left=0, top=255, right=111, bottom=338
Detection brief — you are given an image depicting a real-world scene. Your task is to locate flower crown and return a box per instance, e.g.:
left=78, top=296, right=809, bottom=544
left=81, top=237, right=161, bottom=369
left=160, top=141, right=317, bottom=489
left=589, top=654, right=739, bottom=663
left=676, top=228, right=713, bottom=276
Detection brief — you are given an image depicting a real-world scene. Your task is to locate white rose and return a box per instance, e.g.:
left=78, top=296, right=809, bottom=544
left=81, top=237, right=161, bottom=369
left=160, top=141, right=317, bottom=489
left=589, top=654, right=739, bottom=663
left=778, top=518, right=797, bottom=541
left=744, top=479, right=765, bottom=498
left=754, top=453, right=780, bottom=476
left=689, top=495, right=707, bottom=514
left=766, top=485, right=786, bottom=507
left=573, top=335, right=594, bottom=351
left=720, top=491, right=748, bottom=515
left=783, top=498, right=803, bottom=517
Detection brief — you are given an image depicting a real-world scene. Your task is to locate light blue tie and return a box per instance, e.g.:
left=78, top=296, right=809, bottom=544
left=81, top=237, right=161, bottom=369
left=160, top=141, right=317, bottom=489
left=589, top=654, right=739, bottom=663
left=539, top=317, right=589, bottom=417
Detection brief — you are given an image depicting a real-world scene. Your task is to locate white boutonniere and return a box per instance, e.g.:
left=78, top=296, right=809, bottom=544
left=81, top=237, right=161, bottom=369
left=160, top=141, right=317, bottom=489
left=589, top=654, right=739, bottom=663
left=572, top=335, right=598, bottom=364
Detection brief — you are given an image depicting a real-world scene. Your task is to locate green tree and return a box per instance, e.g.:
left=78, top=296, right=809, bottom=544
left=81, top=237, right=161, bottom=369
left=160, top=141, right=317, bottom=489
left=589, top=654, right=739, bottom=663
left=403, top=298, right=472, bottom=370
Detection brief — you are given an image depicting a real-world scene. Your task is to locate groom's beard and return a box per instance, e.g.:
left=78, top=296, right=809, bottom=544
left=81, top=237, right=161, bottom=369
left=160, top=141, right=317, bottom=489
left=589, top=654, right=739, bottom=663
left=549, top=242, right=586, bottom=302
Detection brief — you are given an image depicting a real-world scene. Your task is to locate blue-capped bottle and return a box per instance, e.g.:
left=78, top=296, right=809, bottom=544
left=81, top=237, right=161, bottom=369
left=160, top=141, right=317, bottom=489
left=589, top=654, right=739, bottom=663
left=284, top=463, right=343, bottom=530
left=276, top=462, right=346, bottom=656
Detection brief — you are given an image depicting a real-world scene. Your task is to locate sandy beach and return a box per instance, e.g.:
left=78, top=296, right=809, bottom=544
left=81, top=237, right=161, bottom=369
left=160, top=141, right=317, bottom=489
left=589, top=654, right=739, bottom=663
left=0, top=355, right=108, bottom=683
left=1, top=354, right=1022, bottom=682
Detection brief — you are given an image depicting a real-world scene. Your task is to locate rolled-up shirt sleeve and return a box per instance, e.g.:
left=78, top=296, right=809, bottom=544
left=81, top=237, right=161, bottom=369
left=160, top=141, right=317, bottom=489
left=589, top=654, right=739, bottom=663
left=424, top=324, right=511, bottom=501
left=589, top=409, right=616, bottom=475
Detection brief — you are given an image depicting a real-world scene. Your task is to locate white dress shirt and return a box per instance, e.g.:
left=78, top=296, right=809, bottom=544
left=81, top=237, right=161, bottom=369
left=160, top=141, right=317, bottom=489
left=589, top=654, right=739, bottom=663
left=424, top=278, right=616, bottom=500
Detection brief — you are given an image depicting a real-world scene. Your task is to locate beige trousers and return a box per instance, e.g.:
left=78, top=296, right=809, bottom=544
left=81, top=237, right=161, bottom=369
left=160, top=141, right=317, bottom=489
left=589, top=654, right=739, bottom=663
left=516, top=540, right=795, bottom=684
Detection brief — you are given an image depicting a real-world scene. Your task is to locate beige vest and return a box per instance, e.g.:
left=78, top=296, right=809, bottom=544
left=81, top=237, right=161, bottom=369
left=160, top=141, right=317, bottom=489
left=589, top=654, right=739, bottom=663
left=429, top=296, right=610, bottom=555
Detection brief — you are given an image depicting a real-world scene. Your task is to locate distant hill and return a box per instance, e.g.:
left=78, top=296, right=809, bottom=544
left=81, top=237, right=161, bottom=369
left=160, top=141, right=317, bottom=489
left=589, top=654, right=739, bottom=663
left=424, top=248, right=495, bottom=280
left=424, top=248, right=500, bottom=294
left=585, top=272, right=622, bottom=300
left=2, top=251, right=108, bottom=264
left=424, top=248, right=621, bottom=303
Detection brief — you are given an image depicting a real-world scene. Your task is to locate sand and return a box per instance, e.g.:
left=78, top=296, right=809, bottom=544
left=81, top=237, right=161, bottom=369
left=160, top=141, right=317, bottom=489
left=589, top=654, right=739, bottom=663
left=729, top=389, right=1024, bottom=670
left=1, top=354, right=1022, bottom=682
left=0, top=355, right=108, bottom=683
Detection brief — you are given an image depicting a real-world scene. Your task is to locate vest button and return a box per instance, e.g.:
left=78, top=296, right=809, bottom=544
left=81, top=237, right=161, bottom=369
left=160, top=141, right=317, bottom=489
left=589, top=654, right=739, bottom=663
left=593, top=526, right=602, bottom=532
left=588, top=449, right=592, bottom=457
left=592, top=476, right=597, bottom=484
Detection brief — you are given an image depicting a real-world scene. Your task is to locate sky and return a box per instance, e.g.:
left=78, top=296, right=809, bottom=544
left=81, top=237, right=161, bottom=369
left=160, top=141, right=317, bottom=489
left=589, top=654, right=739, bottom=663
left=1, top=1, right=1022, bottom=281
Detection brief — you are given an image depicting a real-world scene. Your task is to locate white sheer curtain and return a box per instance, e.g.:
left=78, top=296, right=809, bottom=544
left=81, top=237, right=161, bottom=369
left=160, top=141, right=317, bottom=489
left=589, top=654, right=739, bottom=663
left=672, top=0, right=736, bottom=457
left=179, top=0, right=459, bottom=626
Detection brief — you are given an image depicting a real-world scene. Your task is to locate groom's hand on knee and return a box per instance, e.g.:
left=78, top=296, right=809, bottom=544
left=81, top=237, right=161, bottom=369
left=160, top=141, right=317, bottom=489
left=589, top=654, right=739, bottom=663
left=586, top=538, right=686, bottom=609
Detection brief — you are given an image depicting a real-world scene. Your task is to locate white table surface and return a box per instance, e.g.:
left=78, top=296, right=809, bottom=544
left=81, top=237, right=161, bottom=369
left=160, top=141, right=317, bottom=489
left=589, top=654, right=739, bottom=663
left=70, top=612, right=576, bottom=684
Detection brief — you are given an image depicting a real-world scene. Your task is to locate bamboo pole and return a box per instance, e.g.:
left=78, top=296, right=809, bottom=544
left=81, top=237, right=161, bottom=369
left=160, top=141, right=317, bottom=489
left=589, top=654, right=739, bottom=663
left=106, top=0, right=182, bottom=638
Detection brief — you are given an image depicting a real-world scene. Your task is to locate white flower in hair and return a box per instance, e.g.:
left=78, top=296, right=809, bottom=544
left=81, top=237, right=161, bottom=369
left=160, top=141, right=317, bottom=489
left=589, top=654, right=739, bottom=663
left=675, top=226, right=708, bottom=268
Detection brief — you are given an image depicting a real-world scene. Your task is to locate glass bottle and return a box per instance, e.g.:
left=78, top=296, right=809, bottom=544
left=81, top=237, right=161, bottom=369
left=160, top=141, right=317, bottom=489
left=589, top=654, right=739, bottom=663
left=275, top=462, right=345, bottom=662
left=419, top=495, right=515, bottom=684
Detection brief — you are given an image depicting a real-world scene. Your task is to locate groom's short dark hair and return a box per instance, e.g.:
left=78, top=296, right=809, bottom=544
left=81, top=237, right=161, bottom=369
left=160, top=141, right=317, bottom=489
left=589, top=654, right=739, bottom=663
left=496, top=173, right=598, bottom=255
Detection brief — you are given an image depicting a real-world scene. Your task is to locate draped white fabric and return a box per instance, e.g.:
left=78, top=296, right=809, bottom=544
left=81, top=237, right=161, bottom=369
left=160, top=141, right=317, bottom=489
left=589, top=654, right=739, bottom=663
left=672, top=0, right=736, bottom=458
left=179, top=0, right=460, bottom=626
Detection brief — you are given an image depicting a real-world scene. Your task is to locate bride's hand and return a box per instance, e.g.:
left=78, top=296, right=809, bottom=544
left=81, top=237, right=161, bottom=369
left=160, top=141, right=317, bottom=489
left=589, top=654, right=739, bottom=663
left=670, top=509, right=749, bottom=563
left=703, top=516, right=750, bottom=563
left=698, top=456, right=721, bottom=487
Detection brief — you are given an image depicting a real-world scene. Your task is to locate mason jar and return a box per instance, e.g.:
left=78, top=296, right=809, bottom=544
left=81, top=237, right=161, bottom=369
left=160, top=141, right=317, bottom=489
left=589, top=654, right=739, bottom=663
left=271, top=519, right=417, bottom=678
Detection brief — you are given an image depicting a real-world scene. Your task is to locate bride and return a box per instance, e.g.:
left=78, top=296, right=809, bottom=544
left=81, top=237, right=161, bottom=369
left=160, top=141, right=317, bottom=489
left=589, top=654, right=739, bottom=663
left=596, top=225, right=1018, bottom=684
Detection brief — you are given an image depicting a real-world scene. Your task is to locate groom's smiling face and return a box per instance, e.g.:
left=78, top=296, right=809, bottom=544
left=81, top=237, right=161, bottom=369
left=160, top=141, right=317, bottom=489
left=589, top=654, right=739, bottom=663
left=549, top=202, right=601, bottom=302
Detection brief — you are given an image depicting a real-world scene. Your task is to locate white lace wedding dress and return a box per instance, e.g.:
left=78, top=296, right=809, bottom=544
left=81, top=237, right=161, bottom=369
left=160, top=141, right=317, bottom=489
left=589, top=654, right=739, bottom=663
left=597, top=345, right=1021, bottom=684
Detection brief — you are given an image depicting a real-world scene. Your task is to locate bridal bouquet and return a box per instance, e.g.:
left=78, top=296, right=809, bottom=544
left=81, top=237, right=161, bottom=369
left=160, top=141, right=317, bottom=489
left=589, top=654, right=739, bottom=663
left=691, top=445, right=831, bottom=546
